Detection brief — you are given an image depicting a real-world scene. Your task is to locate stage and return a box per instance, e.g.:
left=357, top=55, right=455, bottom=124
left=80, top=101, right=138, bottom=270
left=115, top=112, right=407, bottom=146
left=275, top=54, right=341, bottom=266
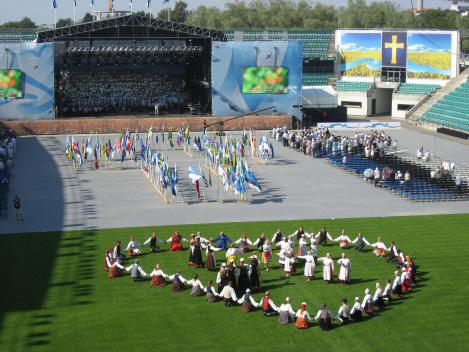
left=0, top=114, right=293, bottom=135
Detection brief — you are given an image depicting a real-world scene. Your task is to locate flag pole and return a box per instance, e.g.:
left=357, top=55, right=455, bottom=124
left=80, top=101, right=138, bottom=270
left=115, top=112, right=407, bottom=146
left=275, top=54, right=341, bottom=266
left=54, top=8, right=57, bottom=28
left=74, top=4, right=76, bottom=25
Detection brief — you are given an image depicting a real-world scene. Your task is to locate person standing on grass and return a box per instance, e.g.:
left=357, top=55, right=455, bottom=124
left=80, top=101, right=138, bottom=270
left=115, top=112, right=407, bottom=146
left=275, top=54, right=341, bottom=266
left=13, top=195, right=23, bottom=221
left=337, top=253, right=352, bottom=285
left=317, top=253, right=334, bottom=284
left=167, top=231, right=187, bottom=252
left=125, top=236, right=142, bottom=256
left=216, top=263, right=228, bottom=294
left=213, top=231, right=233, bottom=250
left=315, top=227, right=333, bottom=246
left=298, top=251, right=316, bottom=281
left=261, top=239, right=272, bottom=271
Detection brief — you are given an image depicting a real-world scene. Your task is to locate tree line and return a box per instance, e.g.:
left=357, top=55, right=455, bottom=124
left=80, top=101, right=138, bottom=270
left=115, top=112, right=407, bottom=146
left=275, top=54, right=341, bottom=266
left=2, top=0, right=469, bottom=31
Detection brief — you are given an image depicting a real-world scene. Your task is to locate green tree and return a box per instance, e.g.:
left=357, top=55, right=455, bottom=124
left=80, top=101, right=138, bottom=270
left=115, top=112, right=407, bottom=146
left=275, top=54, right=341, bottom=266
left=187, top=6, right=223, bottom=28
left=56, top=18, right=73, bottom=28
left=456, top=15, right=469, bottom=30
left=416, top=9, right=457, bottom=29
left=82, top=12, right=93, bottom=23
left=0, top=17, right=37, bottom=29
left=219, top=0, right=250, bottom=28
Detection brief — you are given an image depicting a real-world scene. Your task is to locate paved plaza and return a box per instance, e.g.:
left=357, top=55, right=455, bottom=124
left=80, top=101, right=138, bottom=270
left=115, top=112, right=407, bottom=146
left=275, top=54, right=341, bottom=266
left=2, top=125, right=469, bottom=234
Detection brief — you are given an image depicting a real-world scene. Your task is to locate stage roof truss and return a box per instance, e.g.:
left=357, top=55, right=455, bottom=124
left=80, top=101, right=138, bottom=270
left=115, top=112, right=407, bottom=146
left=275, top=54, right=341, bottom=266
left=37, top=15, right=226, bottom=42
left=66, top=45, right=203, bottom=54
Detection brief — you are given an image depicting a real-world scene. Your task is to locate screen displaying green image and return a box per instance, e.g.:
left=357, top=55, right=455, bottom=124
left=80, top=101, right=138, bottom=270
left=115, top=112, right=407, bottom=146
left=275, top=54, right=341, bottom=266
left=243, top=66, right=288, bottom=94
left=0, top=70, right=22, bottom=98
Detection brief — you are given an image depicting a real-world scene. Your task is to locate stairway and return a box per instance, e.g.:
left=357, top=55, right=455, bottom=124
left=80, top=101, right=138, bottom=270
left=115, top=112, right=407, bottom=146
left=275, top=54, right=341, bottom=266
left=406, top=68, right=469, bottom=125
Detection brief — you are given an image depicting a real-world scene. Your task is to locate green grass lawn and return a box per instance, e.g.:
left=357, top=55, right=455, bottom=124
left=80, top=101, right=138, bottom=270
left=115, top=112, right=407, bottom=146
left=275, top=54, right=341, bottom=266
left=1, top=214, right=468, bottom=351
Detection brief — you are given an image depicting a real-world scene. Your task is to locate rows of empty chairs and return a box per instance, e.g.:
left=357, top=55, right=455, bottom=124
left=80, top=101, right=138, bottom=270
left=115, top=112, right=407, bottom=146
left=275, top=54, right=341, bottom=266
left=420, top=78, right=469, bottom=132
left=395, top=83, right=440, bottom=95
left=336, top=80, right=372, bottom=92
left=223, top=29, right=332, bottom=59
left=0, top=30, right=37, bottom=43
left=302, top=72, right=333, bottom=86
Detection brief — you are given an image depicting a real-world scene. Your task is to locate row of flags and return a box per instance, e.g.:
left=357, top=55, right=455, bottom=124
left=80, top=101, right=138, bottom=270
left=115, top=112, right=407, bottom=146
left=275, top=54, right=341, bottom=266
left=53, top=0, right=169, bottom=9
left=65, top=127, right=263, bottom=199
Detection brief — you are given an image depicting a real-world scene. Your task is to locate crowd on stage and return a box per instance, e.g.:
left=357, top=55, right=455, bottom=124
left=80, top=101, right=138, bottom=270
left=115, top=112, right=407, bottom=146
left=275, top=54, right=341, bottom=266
left=272, top=126, right=395, bottom=159
left=56, top=70, right=185, bottom=117
left=104, top=226, right=417, bottom=330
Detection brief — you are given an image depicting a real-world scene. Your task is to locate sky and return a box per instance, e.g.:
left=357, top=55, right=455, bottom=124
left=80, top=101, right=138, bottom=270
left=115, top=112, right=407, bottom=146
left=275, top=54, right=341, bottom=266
left=0, top=0, right=452, bottom=27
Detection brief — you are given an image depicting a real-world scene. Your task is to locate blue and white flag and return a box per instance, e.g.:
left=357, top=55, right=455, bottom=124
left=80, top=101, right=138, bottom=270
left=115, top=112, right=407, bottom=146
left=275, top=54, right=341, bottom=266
left=188, top=163, right=202, bottom=184
left=129, top=0, right=133, bottom=9
left=52, top=0, right=58, bottom=9
left=163, top=0, right=169, bottom=4
left=90, top=0, right=94, bottom=6
left=147, top=0, right=151, bottom=8
left=74, top=0, right=77, bottom=8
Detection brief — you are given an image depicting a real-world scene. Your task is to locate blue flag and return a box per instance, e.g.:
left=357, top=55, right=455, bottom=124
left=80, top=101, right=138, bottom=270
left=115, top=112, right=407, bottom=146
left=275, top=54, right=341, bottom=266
left=52, top=0, right=57, bottom=9
left=245, top=171, right=261, bottom=192
left=147, top=0, right=151, bottom=8
left=163, top=0, right=169, bottom=4
left=74, top=1, right=77, bottom=8
left=129, top=0, right=133, bottom=9
left=188, top=163, right=202, bottom=184
left=90, top=0, right=94, bottom=6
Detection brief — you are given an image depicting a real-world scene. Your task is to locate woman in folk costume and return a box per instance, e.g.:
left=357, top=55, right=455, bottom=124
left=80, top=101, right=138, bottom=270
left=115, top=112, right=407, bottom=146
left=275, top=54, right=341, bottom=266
left=314, top=303, right=334, bottom=331
left=236, top=258, right=250, bottom=293
left=401, top=264, right=412, bottom=291
left=188, top=234, right=196, bottom=265
left=333, top=230, right=352, bottom=249
left=373, top=283, right=385, bottom=308
left=278, top=297, right=296, bottom=325
left=361, top=288, right=375, bottom=315
left=188, top=274, right=205, bottom=296
left=125, top=236, right=142, bottom=256
left=205, top=279, right=219, bottom=302
left=216, top=263, right=229, bottom=294
left=191, top=238, right=204, bottom=268
left=149, top=264, right=168, bottom=287
left=295, top=302, right=312, bottom=329
left=370, top=237, right=388, bottom=257
left=298, top=251, right=316, bottom=281
left=237, top=288, right=259, bottom=312
left=108, top=257, right=125, bottom=278
left=350, top=297, right=363, bottom=321
left=169, top=269, right=187, bottom=292
left=234, top=233, right=253, bottom=253
left=226, top=259, right=238, bottom=292
left=202, top=239, right=222, bottom=271
left=167, top=231, right=186, bottom=252
left=337, top=253, right=352, bottom=285
left=105, top=249, right=112, bottom=271
left=249, top=254, right=261, bottom=290
left=310, top=236, right=318, bottom=262
left=295, top=234, right=308, bottom=258
left=226, top=243, right=242, bottom=266
left=317, top=253, right=334, bottom=284
left=261, top=239, right=272, bottom=271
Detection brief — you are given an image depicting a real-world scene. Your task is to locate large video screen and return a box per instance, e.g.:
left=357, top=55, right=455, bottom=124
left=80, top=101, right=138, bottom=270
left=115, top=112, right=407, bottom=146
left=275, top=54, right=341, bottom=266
left=0, top=70, right=22, bottom=98
left=243, top=66, right=288, bottom=94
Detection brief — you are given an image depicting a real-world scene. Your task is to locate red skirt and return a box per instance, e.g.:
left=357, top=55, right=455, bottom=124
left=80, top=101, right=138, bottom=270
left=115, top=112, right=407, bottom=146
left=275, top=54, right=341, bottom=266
left=402, top=279, right=411, bottom=291
left=296, top=317, right=308, bottom=329
left=170, top=242, right=183, bottom=251
left=241, top=302, right=255, bottom=313
left=108, top=267, right=122, bottom=278
left=151, top=275, right=166, bottom=287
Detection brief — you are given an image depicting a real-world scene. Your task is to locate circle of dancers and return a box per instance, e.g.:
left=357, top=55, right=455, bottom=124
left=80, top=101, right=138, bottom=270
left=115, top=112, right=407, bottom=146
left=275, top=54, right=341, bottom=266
left=104, top=227, right=417, bottom=330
